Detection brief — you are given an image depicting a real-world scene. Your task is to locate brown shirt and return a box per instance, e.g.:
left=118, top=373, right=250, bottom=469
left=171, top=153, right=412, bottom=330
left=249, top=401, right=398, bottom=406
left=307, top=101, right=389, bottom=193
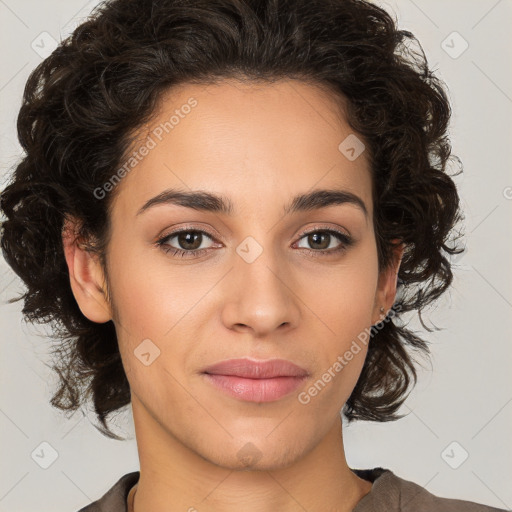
left=76, top=467, right=507, bottom=511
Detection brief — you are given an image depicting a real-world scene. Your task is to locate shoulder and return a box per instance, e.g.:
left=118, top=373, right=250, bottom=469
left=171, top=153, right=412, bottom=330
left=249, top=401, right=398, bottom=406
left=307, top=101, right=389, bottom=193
left=76, top=472, right=139, bottom=512
left=351, top=467, right=507, bottom=512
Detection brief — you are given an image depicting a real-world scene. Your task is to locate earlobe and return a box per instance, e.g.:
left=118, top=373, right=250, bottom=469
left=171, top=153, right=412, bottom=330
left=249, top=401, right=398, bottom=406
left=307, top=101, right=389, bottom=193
left=61, top=217, right=112, bottom=324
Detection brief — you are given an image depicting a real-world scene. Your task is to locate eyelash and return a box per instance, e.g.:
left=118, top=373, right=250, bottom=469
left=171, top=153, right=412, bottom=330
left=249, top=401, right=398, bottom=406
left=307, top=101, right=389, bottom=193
left=155, top=226, right=354, bottom=259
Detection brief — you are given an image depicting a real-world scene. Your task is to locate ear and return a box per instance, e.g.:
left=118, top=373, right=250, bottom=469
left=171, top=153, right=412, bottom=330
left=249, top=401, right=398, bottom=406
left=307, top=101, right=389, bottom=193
left=372, top=239, right=404, bottom=325
left=61, top=216, right=112, bottom=323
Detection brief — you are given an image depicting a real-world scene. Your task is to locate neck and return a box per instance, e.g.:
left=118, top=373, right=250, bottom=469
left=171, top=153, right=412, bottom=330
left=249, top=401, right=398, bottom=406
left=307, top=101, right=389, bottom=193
left=130, top=395, right=372, bottom=512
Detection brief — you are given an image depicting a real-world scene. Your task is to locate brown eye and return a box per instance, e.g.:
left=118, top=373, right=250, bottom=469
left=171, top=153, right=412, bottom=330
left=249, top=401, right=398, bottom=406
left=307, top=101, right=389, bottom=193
left=305, top=232, right=331, bottom=250
left=156, top=227, right=354, bottom=259
left=295, top=229, right=353, bottom=255
left=156, top=229, right=217, bottom=258
left=175, top=231, right=204, bottom=250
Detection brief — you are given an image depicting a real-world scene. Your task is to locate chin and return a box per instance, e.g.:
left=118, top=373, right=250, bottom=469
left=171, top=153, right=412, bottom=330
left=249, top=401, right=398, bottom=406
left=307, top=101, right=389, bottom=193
left=198, top=436, right=307, bottom=472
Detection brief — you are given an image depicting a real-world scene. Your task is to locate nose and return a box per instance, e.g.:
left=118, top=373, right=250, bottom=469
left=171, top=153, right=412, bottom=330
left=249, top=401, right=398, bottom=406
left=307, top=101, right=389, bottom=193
left=220, top=244, right=301, bottom=337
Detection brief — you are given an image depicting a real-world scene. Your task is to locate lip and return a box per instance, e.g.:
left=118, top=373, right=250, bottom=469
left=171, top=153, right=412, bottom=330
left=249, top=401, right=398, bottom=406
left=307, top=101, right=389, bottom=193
left=202, top=358, right=309, bottom=403
left=203, top=358, right=309, bottom=378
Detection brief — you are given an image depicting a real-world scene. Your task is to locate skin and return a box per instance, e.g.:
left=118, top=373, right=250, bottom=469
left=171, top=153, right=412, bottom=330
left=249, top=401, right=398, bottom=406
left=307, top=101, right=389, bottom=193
left=62, top=79, right=404, bottom=512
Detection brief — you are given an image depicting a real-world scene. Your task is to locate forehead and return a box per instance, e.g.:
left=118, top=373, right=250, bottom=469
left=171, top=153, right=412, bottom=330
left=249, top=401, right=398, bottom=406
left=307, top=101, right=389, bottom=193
left=109, top=78, right=373, bottom=221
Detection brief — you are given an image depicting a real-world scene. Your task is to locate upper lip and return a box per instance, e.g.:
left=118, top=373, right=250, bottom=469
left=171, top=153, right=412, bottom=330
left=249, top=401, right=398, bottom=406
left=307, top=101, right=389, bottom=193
left=202, top=358, right=309, bottom=379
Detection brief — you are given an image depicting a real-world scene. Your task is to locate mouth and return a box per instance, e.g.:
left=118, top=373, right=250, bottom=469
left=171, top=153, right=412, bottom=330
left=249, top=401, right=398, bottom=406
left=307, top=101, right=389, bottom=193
left=202, top=358, right=309, bottom=403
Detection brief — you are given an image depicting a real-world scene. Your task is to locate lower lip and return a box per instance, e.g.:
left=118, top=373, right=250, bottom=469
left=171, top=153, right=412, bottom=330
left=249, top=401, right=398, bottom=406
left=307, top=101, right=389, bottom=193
left=203, top=373, right=307, bottom=402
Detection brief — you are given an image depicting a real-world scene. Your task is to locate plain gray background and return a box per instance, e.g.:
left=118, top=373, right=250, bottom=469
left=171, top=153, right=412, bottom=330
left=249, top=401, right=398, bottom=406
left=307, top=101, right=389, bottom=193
left=1, top=0, right=511, bottom=511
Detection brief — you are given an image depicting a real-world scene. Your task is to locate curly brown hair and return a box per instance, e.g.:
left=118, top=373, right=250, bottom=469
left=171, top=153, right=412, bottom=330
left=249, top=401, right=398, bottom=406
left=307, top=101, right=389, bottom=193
left=0, top=0, right=463, bottom=440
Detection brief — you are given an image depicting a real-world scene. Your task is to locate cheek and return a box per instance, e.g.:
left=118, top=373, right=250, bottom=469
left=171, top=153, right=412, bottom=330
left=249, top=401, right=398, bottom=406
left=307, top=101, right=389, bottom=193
left=298, top=283, right=375, bottom=411
left=107, top=240, right=213, bottom=337
left=106, top=247, right=221, bottom=390
left=300, top=247, right=378, bottom=391
left=303, top=247, right=379, bottom=337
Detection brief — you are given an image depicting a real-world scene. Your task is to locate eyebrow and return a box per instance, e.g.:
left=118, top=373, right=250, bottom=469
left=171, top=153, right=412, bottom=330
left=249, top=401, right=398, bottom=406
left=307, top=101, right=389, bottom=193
left=136, top=187, right=368, bottom=219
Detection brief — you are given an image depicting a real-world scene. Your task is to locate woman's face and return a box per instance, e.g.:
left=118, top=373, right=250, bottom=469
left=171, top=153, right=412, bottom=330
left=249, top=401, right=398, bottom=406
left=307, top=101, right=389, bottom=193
left=73, top=79, right=401, bottom=470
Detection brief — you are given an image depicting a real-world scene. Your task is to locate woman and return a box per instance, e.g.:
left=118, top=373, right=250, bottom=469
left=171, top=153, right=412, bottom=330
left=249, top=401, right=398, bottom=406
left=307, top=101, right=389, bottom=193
left=0, top=0, right=505, bottom=510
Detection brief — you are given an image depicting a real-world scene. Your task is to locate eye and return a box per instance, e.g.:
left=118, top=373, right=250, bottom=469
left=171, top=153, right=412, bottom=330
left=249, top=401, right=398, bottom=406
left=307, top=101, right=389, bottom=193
left=155, top=226, right=354, bottom=259
left=294, top=228, right=354, bottom=256
left=156, top=229, right=218, bottom=258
